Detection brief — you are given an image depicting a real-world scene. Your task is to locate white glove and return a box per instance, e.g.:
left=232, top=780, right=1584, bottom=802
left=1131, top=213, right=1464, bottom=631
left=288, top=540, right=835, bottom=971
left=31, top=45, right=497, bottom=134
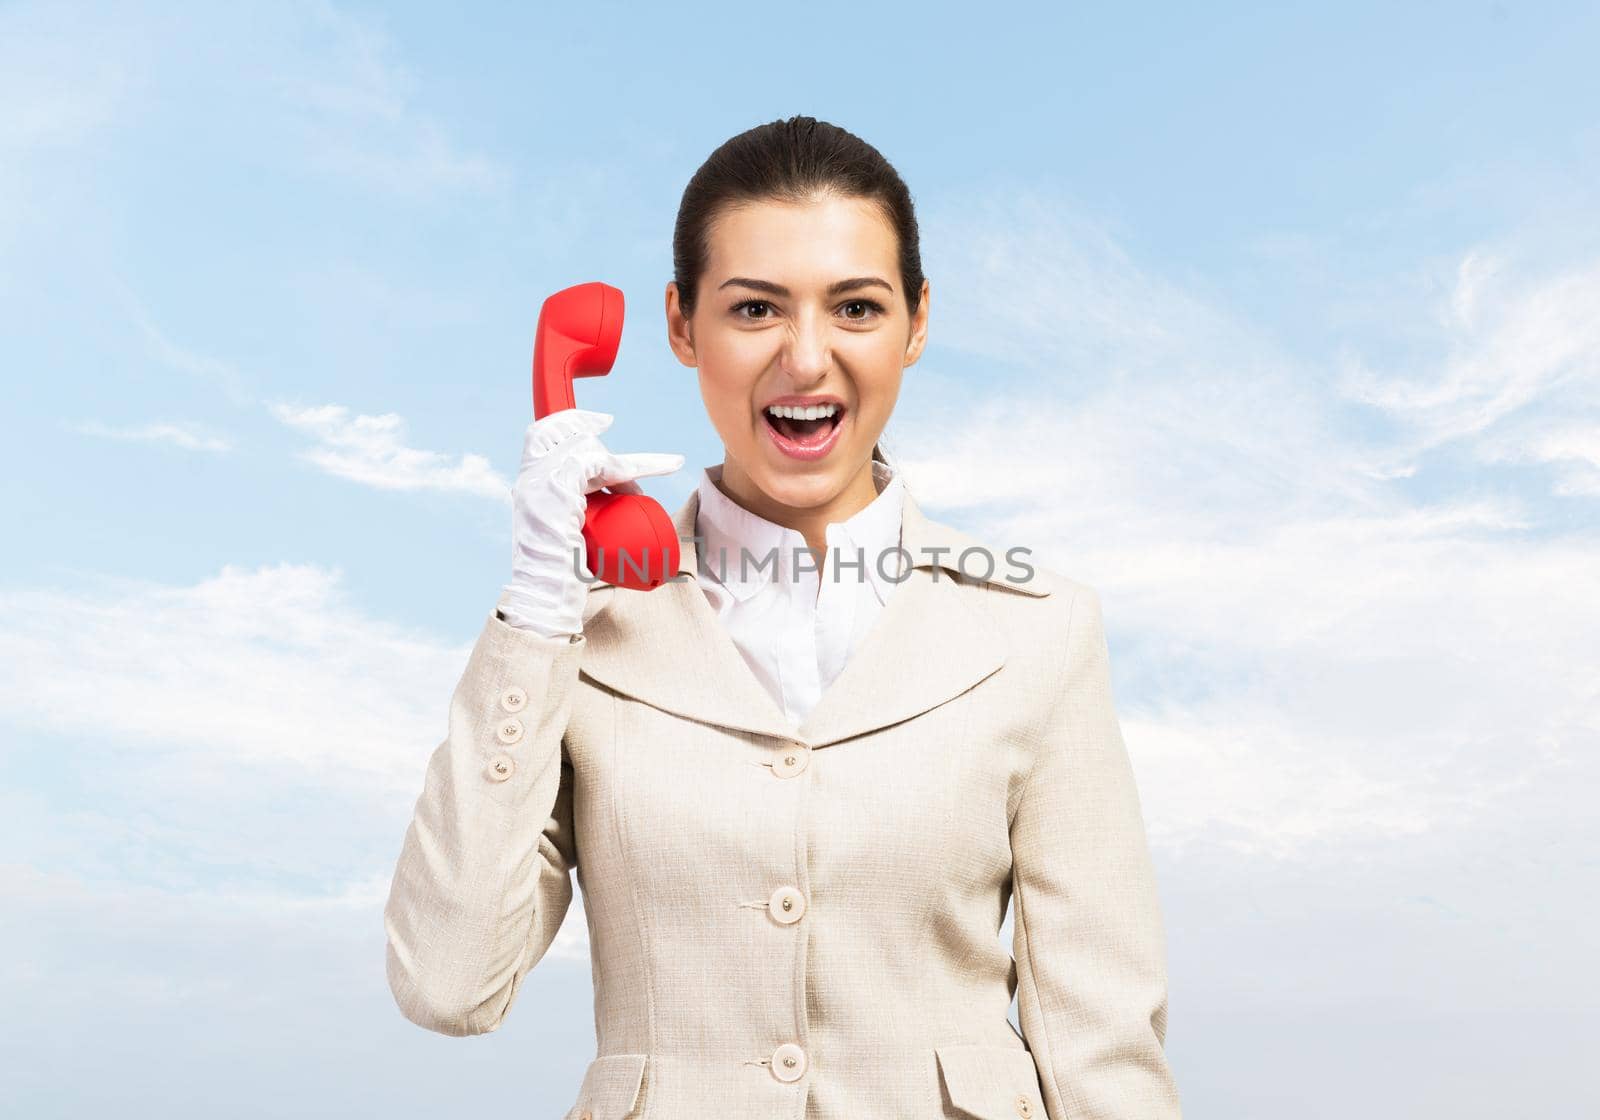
left=498, top=408, right=685, bottom=638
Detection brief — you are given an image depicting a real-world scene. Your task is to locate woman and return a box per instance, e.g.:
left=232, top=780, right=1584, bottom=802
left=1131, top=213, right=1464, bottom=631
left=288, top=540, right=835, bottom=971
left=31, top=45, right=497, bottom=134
left=383, top=116, right=1182, bottom=1120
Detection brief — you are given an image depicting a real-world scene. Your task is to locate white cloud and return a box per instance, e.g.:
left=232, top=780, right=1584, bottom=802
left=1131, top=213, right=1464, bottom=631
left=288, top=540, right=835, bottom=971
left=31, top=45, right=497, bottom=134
left=0, top=563, right=450, bottom=795
left=1478, top=420, right=1600, bottom=496
left=271, top=400, right=510, bottom=497
left=895, top=188, right=1600, bottom=952
left=70, top=418, right=234, bottom=452
left=0, top=564, right=592, bottom=968
left=123, top=301, right=261, bottom=407
left=1334, top=248, right=1600, bottom=479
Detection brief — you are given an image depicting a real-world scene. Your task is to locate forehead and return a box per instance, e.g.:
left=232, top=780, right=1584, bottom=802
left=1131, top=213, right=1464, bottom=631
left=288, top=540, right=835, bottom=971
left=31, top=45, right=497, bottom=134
left=705, top=194, right=898, bottom=287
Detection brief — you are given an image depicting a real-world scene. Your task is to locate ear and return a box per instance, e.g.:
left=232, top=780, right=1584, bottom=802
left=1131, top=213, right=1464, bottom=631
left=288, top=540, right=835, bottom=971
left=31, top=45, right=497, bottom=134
left=903, top=277, right=930, bottom=367
left=664, top=280, right=699, bottom=368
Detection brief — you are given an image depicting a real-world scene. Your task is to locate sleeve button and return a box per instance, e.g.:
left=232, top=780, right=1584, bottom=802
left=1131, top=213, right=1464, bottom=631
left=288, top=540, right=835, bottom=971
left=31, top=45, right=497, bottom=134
left=499, top=685, right=527, bottom=712
left=487, top=754, right=515, bottom=782
left=495, top=717, right=524, bottom=745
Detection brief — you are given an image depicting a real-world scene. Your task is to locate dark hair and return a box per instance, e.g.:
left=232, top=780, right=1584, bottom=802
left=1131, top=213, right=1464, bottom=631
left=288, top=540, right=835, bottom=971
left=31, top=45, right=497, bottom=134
left=672, top=115, right=924, bottom=469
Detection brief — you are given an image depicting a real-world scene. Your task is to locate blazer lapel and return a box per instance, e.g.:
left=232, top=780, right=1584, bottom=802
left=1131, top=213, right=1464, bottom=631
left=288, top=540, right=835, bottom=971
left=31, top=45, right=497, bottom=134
left=576, top=481, right=1050, bottom=748
left=577, top=490, right=796, bottom=741
left=797, top=489, right=1049, bottom=747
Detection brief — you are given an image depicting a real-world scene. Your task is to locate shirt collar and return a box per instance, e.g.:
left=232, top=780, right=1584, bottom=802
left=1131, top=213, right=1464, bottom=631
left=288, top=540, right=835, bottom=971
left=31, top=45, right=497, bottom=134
left=694, top=459, right=906, bottom=604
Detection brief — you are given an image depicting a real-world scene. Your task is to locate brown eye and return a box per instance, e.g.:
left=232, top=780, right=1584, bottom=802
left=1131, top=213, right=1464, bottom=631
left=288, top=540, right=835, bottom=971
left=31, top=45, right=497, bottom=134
left=731, top=299, right=771, bottom=320
left=841, top=299, right=886, bottom=321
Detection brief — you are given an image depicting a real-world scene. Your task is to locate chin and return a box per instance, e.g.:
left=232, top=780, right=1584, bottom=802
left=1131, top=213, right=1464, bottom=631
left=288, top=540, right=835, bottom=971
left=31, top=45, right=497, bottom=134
left=759, top=465, right=854, bottom=509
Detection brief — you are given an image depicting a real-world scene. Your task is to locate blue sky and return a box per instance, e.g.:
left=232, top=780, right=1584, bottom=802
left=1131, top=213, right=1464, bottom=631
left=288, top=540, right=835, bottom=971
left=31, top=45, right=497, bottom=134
left=2, top=0, right=1597, bottom=1116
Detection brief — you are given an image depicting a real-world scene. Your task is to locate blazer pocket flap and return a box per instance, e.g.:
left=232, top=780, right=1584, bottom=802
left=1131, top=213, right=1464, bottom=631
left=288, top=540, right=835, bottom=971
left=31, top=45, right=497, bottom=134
left=566, top=1052, right=647, bottom=1120
left=935, top=1044, right=1045, bottom=1120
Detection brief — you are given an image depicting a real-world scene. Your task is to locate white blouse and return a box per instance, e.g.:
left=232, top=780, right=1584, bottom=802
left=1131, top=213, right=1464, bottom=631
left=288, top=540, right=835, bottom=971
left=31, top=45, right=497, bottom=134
left=692, top=459, right=906, bottom=731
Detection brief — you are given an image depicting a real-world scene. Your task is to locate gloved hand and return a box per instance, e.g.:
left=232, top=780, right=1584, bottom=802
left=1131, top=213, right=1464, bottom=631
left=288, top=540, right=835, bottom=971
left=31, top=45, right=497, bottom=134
left=498, top=408, right=685, bottom=638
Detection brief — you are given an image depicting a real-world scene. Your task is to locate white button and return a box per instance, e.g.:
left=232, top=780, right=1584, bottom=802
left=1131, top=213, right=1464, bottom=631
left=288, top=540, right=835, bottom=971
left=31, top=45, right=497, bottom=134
left=495, top=717, right=524, bottom=745
left=487, top=754, right=515, bottom=782
left=768, top=885, right=806, bottom=924
left=773, top=744, right=809, bottom=778
left=1015, top=1093, right=1034, bottom=1118
left=499, top=686, right=527, bottom=713
left=770, top=1042, right=807, bottom=1082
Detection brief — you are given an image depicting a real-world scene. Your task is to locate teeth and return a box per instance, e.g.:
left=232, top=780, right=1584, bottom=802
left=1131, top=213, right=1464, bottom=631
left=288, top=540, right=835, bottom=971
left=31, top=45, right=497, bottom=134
left=765, top=403, right=840, bottom=420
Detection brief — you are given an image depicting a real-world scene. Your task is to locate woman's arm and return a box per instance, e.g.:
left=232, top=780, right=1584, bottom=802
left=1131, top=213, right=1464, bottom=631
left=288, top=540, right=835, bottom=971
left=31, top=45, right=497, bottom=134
left=382, top=603, right=585, bottom=1037
left=1010, top=585, right=1182, bottom=1119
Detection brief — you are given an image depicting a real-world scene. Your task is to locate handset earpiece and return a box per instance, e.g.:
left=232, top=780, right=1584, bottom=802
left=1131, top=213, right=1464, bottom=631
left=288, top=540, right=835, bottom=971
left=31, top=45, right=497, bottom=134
left=532, top=281, right=681, bottom=590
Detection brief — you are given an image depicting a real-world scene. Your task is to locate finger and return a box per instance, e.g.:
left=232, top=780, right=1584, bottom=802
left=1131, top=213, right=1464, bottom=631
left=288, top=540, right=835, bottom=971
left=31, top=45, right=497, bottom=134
left=580, top=456, right=683, bottom=493
left=609, top=451, right=686, bottom=481
left=581, top=459, right=645, bottom=494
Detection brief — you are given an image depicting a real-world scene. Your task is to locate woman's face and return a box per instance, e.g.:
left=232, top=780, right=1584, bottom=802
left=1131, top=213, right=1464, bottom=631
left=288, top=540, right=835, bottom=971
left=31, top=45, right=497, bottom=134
left=666, top=192, right=929, bottom=518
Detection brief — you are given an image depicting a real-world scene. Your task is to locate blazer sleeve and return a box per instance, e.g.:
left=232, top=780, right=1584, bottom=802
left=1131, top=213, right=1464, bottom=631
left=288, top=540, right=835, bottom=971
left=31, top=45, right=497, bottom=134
left=382, top=604, right=585, bottom=1037
left=1009, top=586, right=1182, bottom=1119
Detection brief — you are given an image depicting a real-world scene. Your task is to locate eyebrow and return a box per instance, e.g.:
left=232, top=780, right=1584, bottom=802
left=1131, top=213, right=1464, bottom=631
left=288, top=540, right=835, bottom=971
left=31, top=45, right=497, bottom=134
left=717, top=276, right=895, bottom=298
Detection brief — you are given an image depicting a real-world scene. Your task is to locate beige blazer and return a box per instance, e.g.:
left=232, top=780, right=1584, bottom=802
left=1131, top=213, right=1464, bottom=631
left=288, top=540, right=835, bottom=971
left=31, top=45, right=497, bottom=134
left=383, top=484, right=1182, bottom=1120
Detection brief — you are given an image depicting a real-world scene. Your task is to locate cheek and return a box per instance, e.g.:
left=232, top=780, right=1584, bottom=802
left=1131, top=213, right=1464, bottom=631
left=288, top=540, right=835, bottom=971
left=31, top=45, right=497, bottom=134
left=697, top=367, right=761, bottom=439
left=855, top=362, right=905, bottom=418
left=698, top=322, right=771, bottom=366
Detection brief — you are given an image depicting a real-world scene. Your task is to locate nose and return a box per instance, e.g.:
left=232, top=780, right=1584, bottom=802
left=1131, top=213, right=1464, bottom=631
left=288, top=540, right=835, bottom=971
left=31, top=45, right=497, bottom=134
left=778, top=309, right=832, bottom=385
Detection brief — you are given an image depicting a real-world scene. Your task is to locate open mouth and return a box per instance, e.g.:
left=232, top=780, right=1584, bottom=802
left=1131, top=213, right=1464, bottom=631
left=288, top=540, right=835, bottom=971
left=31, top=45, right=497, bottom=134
left=763, top=405, right=845, bottom=446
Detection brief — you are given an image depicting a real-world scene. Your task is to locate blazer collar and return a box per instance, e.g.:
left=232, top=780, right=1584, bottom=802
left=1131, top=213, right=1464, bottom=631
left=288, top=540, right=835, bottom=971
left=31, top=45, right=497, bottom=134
left=576, top=479, right=1050, bottom=749
left=694, top=458, right=906, bottom=606
left=694, top=457, right=908, bottom=608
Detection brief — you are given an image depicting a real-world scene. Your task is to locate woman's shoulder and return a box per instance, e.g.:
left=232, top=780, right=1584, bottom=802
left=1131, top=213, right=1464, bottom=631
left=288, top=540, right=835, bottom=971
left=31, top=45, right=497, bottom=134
left=939, top=550, right=1103, bottom=707
left=918, top=511, right=1092, bottom=610
left=953, top=552, right=1093, bottom=623
left=929, top=519, right=1100, bottom=649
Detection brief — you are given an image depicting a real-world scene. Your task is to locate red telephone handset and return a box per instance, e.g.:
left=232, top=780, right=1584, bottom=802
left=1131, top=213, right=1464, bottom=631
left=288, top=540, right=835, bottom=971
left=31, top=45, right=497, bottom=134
left=532, top=281, right=680, bottom=591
